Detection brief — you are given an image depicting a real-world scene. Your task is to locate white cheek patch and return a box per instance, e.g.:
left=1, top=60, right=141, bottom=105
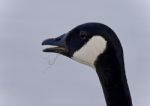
left=72, top=36, right=107, bottom=68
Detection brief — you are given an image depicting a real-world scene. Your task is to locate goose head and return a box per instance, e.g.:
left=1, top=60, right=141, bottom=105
left=42, top=23, right=123, bottom=69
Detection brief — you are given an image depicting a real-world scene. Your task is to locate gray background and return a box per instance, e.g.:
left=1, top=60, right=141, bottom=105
left=0, top=0, right=150, bottom=106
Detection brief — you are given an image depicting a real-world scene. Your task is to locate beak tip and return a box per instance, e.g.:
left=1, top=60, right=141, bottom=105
left=42, top=40, right=48, bottom=45
left=41, top=42, right=45, bottom=45
left=42, top=38, right=55, bottom=46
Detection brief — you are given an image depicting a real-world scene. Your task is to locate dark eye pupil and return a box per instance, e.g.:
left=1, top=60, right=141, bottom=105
left=80, top=34, right=86, bottom=39
left=80, top=31, right=87, bottom=40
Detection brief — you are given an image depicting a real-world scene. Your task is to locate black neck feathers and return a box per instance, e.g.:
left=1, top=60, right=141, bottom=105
left=95, top=42, right=132, bottom=106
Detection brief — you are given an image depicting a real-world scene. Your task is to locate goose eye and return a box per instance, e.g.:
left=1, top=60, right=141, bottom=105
left=79, top=31, right=88, bottom=40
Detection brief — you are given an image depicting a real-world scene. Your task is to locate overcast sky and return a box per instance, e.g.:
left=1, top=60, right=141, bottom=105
left=0, top=0, right=150, bottom=106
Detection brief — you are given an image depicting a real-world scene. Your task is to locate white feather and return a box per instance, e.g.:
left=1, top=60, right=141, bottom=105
left=72, top=36, right=107, bottom=68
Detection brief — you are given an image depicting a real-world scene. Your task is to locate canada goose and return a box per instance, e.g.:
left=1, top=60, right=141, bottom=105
left=42, top=23, right=132, bottom=106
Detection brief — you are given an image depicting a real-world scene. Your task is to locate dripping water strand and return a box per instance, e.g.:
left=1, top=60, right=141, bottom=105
left=42, top=54, right=59, bottom=74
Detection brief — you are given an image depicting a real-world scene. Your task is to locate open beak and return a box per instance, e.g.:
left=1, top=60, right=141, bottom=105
left=42, top=34, right=69, bottom=55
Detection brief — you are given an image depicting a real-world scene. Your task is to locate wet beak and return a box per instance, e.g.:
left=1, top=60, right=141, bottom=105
left=42, top=34, right=68, bottom=55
